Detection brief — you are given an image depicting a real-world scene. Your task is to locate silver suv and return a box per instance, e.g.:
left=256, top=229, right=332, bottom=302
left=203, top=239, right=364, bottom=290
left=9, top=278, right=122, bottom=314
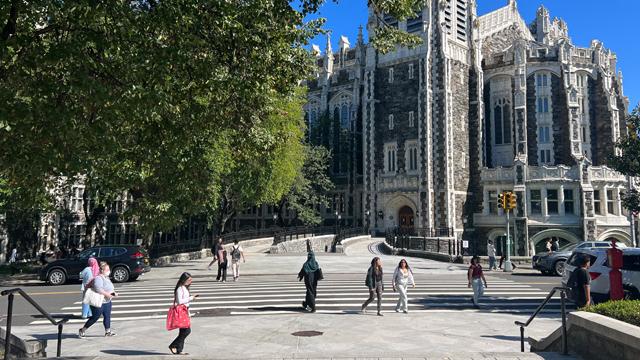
left=562, top=248, right=640, bottom=303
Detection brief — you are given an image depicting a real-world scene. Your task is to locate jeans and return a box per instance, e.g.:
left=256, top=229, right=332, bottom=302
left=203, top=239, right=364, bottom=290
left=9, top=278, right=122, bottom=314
left=83, top=302, right=112, bottom=331
left=395, top=282, right=409, bottom=311
left=488, top=256, right=497, bottom=270
left=362, top=283, right=383, bottom=312
left=170, top=328, right=191, bottom=353
left=472, top=278, right=484, bottom=305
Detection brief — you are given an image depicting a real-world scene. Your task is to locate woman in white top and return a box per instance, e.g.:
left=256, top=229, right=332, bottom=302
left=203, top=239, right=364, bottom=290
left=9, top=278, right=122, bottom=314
left=169, top=272, right=198, bottom=355
left=392, top=259, right=415, bottom=313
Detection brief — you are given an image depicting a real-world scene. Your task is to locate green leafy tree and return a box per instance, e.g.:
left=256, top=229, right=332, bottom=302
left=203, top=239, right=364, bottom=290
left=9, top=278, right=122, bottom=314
left=610, top=105, right=640, bottom=213
left=276, top=145, right=334, bottom=226
left=0, top=0, right=426, bottom=242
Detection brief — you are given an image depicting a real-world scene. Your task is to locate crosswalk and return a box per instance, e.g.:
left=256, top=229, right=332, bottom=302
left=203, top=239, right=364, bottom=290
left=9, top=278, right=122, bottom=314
left=30, top=275, right=573, bottom=325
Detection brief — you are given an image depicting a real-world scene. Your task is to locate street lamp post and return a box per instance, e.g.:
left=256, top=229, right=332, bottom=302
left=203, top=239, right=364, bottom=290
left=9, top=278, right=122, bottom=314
left=365, top=210, right=370, bottom=234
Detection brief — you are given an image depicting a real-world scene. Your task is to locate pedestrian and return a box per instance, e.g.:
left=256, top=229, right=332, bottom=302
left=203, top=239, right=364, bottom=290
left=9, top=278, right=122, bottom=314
left=230, top=240, right=245, bottom=281
left=78, top=261, right=118, bottom=338
left=169, top=272, right=198, bottom=355
left=207, top=237, right=222, bottom=271
left=298, top=251, right=323, bottom=312
left=468, top=255, right=488, bottom=308
left=361, top=257, right=384, bottom=316
left=551, top=238, right=560, bottom=252
left=8, top=247, right=18, bottom=275
left=220, top=247, right=229, bottom=282
left=487, top=240, right=497, bottom=271
left=79, top=257, right=100, bottom=319
left=568, top=255, right=592, bottom=308
left=392, top=259, right=415, bottom=314
left=546, top=239, right=553, bottom=254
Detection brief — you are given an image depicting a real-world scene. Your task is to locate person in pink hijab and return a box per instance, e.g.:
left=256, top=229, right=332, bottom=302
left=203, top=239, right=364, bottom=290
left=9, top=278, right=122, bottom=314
left=80, top=257, right=99, bottom=318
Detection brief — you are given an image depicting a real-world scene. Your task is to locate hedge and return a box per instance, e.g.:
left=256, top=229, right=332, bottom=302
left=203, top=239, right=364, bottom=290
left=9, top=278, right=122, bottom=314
left=585, top=300, right=640, bottom=327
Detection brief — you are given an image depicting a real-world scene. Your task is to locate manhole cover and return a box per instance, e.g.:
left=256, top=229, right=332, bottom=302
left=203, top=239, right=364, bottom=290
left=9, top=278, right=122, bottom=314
left=291, top=330, right=323, bottom=337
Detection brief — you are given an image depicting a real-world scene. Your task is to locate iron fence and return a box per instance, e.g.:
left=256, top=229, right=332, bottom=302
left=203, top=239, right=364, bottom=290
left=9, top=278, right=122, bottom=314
left=273, top=226, right=334, bottom=245
left=221, top=227, right=280, bottom=244
left=333, top=227, right=367, bottom=246
left=385, top=228, right=456, bottom=256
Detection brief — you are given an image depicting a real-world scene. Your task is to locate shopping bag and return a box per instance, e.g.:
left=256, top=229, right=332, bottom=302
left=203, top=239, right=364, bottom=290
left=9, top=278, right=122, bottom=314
left=82, top=288, right=104, bottom=308
left=166, top=304, right=191, bottom=331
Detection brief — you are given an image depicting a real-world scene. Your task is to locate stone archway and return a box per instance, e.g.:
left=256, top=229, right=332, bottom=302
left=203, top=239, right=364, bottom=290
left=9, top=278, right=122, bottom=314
left=383, top=195, right=417, bottom=230
left=529, top=229, right=581, bottom=254
left=597, top=230, right=632, bottom=246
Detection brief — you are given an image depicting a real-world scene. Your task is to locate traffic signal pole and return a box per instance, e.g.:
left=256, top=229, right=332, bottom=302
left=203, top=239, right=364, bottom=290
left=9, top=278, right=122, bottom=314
left=504, top=208, right=513, bottom=272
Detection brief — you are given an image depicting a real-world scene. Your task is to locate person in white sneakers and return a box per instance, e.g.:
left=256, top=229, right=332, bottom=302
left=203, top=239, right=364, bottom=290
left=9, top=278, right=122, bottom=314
left=392, top=259, right=415, bottom=313
left=230, top=240, right=245, bottom=281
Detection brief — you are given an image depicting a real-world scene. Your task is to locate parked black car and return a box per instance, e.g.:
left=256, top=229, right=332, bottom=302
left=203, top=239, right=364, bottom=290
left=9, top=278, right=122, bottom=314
left=40, top=245, right=151, bottom=285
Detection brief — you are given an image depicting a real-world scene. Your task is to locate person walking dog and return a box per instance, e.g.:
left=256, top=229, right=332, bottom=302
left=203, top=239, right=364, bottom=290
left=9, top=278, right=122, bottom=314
left=468, top=256, right=488, bottom=308
left=230, top=240, right=245, bottom=281
left=79, top=257, right=99, bottom=319
left=392, top=259, right=415, bottom=313
left=79, top=262, right=117, bottom=338
left=169, top=272, right=198, bottom=355
left=298, top=251, right=323, bottom=312
left=361, top=257, right=384, bottom=316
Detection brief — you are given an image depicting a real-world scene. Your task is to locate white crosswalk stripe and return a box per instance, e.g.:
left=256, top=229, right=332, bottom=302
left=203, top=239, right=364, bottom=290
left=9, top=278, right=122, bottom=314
left=29, top=276, right=573, bottom=325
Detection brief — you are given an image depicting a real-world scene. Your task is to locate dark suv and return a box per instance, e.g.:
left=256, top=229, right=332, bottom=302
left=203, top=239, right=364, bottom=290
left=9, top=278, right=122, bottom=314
left=40, top=245, right=151, bottom=285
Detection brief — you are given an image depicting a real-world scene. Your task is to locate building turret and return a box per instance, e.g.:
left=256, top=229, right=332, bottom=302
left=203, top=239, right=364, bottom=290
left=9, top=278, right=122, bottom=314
left=535, top=5, right=551, bottom=44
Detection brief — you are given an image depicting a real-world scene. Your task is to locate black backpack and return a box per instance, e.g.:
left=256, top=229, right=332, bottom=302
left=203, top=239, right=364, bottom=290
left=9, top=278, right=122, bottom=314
left=231, top=245, right=241, bottom=261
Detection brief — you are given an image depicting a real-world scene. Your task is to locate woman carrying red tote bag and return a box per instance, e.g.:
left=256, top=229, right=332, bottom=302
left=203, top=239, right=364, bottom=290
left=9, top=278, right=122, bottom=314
left=168, top=272, right=198, bottom=355
left=166, top=303, right=190, bottom=331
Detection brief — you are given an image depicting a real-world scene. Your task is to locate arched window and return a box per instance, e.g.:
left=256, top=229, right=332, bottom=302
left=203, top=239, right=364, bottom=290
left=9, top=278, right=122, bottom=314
left=493, top=98, right=511, bottom=145
left=341, top=104, right=349, bottom=128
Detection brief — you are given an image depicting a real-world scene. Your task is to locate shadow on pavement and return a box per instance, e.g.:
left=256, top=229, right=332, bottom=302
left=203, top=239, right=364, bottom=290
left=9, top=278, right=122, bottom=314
left=102, top=350, right=167, bottom=356
left=481, top=335, right=523, bottom=341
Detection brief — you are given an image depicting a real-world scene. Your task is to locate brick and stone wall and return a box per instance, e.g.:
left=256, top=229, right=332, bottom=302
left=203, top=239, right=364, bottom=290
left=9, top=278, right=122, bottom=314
left=526, top=74, right=538, bottom=165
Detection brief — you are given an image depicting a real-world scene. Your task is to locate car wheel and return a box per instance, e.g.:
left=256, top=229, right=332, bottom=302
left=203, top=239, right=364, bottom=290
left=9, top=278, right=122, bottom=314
left=623, top=286, right=640, bottom=300
left=554, top=261, right=566, bottom=277
left=48, top=269, right=67, bottom=286
left=112, top=266, right=130, bottom=283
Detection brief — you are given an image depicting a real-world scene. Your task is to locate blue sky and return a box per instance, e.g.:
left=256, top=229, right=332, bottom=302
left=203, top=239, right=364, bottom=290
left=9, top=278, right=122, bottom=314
left=306, top=0, right=638, bottom=109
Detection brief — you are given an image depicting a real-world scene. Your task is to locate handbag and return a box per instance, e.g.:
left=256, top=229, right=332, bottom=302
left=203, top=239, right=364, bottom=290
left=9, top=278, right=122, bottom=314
left=82, top=288, right=104, bottom=308
left=166, top=303, right=191, bottom=331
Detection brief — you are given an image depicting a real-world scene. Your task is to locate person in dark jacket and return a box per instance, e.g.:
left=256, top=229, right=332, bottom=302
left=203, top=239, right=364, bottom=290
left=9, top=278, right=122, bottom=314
left=298, top=251, right=323, bottom=312
left=361, top=257, right=384, bottom=316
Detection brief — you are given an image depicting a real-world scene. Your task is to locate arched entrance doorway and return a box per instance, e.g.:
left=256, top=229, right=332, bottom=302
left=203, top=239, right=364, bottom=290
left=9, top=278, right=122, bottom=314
left=398, top=206, right=415, bottom=231
left=529, top=229, right=581, bottom=254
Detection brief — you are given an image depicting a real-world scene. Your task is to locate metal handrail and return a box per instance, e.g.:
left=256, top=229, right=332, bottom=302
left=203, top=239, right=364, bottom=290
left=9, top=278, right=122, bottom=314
left=1, top=288, right=68, bottom=359
left=514, top=286, right=569, bottom=355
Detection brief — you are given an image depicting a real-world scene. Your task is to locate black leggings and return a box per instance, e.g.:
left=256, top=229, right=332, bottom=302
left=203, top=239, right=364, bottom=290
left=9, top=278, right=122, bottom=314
left=170, top=327, right=191, bottom=353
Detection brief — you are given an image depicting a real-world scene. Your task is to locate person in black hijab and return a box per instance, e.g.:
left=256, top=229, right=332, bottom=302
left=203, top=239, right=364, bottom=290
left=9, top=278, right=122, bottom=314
left=298, top=251, right=323, bottom=313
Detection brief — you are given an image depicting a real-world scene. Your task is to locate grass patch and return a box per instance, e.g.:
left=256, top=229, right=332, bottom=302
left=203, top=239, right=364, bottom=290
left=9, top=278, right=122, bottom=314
left=585, top=300, right=640, bottom=327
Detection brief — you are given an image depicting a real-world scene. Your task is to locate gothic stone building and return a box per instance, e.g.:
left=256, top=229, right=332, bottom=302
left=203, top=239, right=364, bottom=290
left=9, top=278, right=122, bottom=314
left=305, top=0, right=633, bottom=255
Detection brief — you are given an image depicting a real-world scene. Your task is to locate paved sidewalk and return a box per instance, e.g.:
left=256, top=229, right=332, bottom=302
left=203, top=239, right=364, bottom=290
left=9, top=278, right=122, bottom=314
left=5, top=239, right=569, bottom=359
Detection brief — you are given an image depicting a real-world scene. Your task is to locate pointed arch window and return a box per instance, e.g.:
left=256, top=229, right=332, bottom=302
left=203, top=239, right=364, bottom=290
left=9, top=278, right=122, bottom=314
left=340, top=104, right=350, bottom=128
left=493, top=98, right=511, bottom=145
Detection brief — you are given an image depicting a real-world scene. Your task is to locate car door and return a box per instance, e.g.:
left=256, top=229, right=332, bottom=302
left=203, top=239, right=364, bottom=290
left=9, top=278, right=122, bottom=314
left=98, top=247, right=116, bottom=266
left=70, top=248, right=99, bottom=280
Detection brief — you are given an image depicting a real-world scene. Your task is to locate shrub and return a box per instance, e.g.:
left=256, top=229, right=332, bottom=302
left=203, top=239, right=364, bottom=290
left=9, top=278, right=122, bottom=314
left=585, top=300, right=640, bottom=327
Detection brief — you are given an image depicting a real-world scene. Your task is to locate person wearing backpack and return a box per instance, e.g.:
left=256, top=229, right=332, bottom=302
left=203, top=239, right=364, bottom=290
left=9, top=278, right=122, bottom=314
left=230, top=240, right=245, bottom=281
left=569, top=255, right=592, bottom=308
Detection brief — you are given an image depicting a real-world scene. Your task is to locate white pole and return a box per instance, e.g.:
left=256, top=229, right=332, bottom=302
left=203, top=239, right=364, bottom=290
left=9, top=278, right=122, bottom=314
left=504, top=209, right=513, bottom=272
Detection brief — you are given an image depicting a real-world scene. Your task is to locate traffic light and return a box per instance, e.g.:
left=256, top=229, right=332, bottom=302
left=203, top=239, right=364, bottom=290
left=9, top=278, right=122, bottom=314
left=497, top=192, right=506, bottom=209
left=507, top=192, right=517, bottom=211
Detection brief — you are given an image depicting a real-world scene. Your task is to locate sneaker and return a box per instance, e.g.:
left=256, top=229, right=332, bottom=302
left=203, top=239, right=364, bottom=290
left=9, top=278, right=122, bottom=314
left=105, top=330, right=117, bottom=337
left=78, top=329, right=85, bottom=338
left=360, top=307, right=366, bottom=314
left=377, top=312, right=384, bottom=317
left=403, top=310, right=408, bottom=314
left=395, top=308, right=400, bottom=313
left=207, top=266, right=211, bottom=271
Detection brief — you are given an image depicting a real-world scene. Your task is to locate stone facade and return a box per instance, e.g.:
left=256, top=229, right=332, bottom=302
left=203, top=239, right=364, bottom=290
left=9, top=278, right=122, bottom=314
left=301, top=0, right=634, bottom=254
